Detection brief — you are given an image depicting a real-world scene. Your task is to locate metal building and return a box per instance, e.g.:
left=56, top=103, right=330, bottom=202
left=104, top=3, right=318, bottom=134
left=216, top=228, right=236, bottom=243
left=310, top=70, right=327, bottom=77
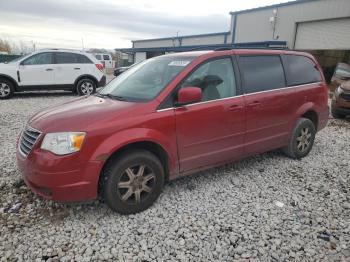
left=230, top=0, right=350, bottom=80
left=116, top=0, right=350, bottom=72
left=230, top=0, right=350, bottom=50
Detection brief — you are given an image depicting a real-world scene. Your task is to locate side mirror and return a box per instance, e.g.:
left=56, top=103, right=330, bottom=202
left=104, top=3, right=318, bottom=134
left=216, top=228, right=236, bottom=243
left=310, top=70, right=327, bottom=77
left=177, top=87, right=202, bottom=106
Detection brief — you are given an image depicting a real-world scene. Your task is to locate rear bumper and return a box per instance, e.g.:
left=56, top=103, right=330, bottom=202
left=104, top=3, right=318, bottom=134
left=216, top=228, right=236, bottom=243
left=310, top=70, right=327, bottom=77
left=98, top=75, right=106, bottom=87
left=318, top=105, right=329, bottom=131
left=332, top=106, right=350, bottom=115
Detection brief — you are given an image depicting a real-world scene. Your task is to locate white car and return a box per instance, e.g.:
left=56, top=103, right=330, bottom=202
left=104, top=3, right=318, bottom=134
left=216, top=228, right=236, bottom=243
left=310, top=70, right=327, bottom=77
left=94, top=53, right=113, bottom=69
left=0, top=49, right=106, bottom=99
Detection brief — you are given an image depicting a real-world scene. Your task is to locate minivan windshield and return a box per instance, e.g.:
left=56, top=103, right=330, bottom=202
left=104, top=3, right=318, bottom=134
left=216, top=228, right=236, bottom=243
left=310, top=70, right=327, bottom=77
left=99, top=56, right=194, bottom=101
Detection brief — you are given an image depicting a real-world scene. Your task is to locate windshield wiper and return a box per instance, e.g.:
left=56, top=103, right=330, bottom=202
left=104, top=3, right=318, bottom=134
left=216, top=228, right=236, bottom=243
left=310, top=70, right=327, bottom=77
left=97, top=93, right=127, bottom=101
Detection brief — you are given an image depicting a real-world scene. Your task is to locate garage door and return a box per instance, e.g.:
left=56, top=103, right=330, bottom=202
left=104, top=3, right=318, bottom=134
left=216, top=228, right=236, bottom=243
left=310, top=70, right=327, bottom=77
left=295, top=18, right=350, bottom=50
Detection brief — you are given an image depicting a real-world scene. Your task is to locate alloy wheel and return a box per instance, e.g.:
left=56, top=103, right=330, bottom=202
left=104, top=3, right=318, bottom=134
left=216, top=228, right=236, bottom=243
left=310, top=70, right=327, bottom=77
left=0, top=83, right=11, bottom=98
left=80, top=81, right=94, bottom=95
left=117, top=164, right=156, bottom=204
left=297, top=127, right=312, bottom=152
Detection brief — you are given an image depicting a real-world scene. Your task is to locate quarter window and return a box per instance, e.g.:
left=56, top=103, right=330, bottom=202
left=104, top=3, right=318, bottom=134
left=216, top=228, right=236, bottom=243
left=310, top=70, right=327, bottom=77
left=22, top=53, right=52, bottom=65
left=77, top=54, right=92, bottom=64
left=239, top=55, right=285, bottom=94
left=282, top=55, right=322, bottom=86
left=181, top=58, right=236, bottom=102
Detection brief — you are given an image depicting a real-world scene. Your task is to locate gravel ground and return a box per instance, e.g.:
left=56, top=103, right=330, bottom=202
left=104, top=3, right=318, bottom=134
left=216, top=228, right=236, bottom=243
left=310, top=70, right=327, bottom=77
left=0, top=92, right=349, bottom=262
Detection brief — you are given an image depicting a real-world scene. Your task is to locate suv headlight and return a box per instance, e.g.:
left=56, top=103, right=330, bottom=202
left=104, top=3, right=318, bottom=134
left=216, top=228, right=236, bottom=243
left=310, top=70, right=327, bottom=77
left=41, top=132, right=86, bottom=155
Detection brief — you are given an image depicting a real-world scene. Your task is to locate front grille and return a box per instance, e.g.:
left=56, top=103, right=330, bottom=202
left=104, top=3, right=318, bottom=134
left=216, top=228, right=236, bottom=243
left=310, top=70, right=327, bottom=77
left=340, top=92, right=350, bottom=101
left=19, top=126, right=41, bottom=157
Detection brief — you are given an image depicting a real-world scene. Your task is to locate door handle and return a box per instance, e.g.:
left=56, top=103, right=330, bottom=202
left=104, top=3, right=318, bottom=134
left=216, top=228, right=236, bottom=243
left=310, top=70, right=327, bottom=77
left=228, top=104, right=243, bottom=111
left=46, top=68, right=53, bottom=71
left=74, top=68, right=81, bottom=70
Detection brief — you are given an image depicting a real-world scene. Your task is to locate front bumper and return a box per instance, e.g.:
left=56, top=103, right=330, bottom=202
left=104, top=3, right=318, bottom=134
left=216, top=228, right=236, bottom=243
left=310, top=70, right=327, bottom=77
left=332, top=106, right=350, bottom=115
left=332, top=94, right=350, bottom=116
left=16, top=147, right=103, bottom=202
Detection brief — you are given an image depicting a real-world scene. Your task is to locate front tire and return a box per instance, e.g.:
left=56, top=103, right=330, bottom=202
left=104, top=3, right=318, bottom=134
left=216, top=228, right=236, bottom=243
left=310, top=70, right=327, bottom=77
left=283, top=118, right=316, bottom=159
left=76, top=79, right=96, bottom=96
left=100, top=150, right=164, bottom=214
left=0, top=78, right=14, bottom=99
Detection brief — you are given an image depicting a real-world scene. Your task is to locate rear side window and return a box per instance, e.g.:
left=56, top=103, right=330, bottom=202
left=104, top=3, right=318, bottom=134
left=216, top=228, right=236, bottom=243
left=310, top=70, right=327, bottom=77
left=103, top=55, right=110, bottom=60
left=95, top=54, right=102, bottom=60
left=55, top=52, right=77, bottom=64
left=55, top=53, right=92, bottom=64
left=282, top=55, right=322, bottom=86
left=239, top=55, right=285, bottom=94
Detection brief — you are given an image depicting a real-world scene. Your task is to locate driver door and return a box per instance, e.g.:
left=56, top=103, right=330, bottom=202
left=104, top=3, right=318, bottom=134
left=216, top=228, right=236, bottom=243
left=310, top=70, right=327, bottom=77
left=175, top=57, right=245, bottom=172
left=19, top=52, right=55, bottom=86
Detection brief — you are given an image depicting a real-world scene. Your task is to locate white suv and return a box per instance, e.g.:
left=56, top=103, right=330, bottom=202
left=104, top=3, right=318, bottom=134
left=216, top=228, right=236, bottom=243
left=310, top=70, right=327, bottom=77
left=0, top=49, right=106, bottom=99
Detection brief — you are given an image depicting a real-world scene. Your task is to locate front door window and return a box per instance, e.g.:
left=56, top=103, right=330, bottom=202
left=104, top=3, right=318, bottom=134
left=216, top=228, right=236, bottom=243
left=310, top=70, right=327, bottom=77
left=181, top=58, right=236, bottom=102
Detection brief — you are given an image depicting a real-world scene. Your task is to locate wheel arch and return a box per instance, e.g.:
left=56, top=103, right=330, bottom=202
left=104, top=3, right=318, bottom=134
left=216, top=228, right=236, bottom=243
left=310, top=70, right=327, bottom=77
left=293, top=102, right=319, bottom=130
left=302, top=110, right=318, bottom=130
left=0, top=74, right=18, bottom=91
left=74, top=74, right=98, bottom=88
left=97, top=140, right=171, bottom=197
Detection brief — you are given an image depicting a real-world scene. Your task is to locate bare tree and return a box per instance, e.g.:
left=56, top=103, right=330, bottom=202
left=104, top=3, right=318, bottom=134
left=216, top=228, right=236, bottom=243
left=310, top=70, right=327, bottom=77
left=0, top=39, right=11, bottom=54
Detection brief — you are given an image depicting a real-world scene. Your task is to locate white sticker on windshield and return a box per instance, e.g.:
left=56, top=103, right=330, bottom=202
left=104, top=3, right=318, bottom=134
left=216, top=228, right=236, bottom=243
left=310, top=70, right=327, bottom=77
left=168, top=61, right=191, bottom=67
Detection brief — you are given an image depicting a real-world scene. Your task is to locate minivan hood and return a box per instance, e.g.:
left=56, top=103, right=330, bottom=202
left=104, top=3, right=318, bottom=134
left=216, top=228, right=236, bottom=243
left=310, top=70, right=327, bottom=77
left=29, top=95, right=139, bottom=133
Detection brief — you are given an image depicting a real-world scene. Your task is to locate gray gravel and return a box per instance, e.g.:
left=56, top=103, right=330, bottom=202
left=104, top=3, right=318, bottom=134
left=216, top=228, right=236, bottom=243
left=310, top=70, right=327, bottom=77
left=1, top=92, right=349, bottom=261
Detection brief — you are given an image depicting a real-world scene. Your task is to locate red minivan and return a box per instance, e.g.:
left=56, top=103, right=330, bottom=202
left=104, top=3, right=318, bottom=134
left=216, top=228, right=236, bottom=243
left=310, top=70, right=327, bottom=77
left=17, top=49, right=329, bottom=214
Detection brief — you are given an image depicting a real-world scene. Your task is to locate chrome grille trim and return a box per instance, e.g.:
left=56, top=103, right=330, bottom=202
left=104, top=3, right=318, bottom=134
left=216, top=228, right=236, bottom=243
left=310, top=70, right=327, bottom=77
left=19, top=126, right=42, bottom=157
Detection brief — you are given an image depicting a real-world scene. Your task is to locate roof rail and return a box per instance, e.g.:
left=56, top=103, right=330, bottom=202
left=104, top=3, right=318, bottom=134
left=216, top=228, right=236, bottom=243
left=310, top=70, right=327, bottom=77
left=115, top=41, right=288, bottom=53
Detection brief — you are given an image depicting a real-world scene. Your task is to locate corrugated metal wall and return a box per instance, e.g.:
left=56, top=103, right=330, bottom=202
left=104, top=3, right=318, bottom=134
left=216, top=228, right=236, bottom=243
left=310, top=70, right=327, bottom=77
left=133, top=33, right=228, bottom=48
left=232, top=0, right=350, bottom=49
left=133, top=39, right=175, bottom=48
left=181, top=35, right=226, bottom=46
left=295, top=18, right=350, bottom=49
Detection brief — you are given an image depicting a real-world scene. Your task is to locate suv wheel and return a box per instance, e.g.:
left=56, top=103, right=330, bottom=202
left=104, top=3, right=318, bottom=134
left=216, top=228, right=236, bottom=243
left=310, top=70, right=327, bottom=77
left=0, top=79, right=14, bottom=99
left=100, top=150, right=164, bottom=214
left=76, top=79, right=96, bottom=96
left=283, top=118, right=316, bottom=159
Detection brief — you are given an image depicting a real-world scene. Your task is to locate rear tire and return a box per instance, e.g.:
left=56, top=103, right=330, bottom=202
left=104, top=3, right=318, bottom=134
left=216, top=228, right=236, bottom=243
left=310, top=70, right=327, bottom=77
left=0, top=78, right=14, bottom=99
left=283, top=118, right=316, bottom=159
left=100, top=150, right=164, bottom=214
left=76, top=78, right=96, bottom=96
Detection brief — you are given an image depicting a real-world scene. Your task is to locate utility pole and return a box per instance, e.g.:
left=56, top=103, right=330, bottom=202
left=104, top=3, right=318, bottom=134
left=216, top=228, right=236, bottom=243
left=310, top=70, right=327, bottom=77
left=81, top=38, right=84, bottom=51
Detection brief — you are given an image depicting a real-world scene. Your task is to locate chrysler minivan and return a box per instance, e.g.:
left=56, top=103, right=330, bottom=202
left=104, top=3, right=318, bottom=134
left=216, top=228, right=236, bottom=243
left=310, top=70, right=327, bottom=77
left=17, top=49, right=329, bottom=214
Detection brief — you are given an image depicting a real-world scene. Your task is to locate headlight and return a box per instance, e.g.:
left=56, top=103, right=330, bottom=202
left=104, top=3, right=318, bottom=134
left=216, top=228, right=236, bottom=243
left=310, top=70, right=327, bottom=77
left=41, top=132, right=86, bottom=155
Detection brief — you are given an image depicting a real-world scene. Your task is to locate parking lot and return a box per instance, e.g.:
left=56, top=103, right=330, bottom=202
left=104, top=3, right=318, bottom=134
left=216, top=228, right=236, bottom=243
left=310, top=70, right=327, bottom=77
left=0, top=92, right=349, bottom=261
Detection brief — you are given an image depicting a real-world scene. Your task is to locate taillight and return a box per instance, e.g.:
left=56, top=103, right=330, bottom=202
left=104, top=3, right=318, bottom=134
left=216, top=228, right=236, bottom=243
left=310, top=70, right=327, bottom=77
left=95, top=64, right=104, bottom=71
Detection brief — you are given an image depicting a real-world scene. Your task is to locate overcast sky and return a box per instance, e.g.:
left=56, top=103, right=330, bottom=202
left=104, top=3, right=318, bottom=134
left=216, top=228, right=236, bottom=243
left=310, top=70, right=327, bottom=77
left=0, top=0, right=291, bottom=50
